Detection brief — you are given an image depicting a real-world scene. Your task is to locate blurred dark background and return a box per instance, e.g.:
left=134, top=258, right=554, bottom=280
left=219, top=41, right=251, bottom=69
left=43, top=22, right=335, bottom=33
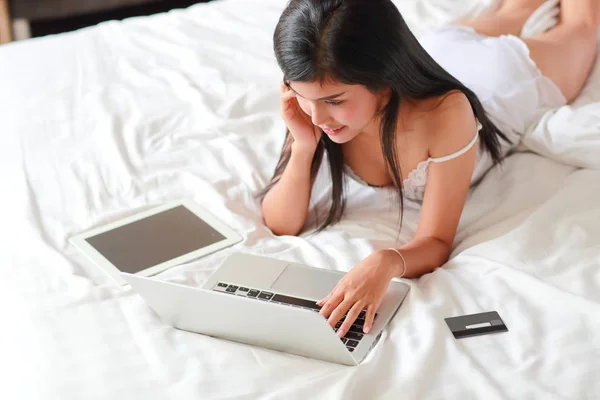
left=6, top=0, right=211, bottom=40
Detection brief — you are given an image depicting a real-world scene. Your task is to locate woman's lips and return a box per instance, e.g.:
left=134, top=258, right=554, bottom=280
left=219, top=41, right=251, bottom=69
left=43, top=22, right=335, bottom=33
left=322, top=126, right=346, bottom=135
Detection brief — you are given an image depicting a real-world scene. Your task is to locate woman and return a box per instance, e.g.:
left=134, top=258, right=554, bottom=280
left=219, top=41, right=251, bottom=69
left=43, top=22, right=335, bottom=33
left=258, top=0, right=599, bottom=338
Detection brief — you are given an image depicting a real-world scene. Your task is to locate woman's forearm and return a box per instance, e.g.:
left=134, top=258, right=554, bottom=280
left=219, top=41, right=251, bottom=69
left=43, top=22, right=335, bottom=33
left=261, top=143, right=316, bottom=236
left=379, top=237, right=451, bottom=278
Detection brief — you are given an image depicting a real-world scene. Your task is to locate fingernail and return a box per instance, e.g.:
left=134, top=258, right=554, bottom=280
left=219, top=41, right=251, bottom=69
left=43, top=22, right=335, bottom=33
left=364, top=326, right=371, bottom=334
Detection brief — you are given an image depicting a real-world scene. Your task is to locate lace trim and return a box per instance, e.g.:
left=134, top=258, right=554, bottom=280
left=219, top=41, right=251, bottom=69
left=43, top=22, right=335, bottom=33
left=343, top=163, right=426, bottom=199
left=402, top=160, right=430, bottom=201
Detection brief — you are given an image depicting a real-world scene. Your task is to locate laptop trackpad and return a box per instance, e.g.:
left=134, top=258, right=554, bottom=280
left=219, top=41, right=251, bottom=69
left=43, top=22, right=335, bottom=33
left=270, top=264, right=342, bottom=301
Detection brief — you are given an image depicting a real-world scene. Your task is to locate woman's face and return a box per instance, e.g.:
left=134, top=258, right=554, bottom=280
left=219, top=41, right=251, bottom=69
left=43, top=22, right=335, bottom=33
left=287, top=79, right=390, bottom=144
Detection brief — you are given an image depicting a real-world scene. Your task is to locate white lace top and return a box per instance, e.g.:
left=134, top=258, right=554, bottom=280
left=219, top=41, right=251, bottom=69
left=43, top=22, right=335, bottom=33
left=345, top=120, right=483, bottom=202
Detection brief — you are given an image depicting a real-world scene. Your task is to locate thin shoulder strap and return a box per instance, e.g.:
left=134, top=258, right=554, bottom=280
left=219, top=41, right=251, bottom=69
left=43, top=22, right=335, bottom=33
left=429, top=120, right=482, bottom=164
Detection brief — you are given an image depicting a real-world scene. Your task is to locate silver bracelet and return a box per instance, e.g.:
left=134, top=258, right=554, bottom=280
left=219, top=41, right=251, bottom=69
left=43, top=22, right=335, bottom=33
left=386, top=248, right=407, bottom=278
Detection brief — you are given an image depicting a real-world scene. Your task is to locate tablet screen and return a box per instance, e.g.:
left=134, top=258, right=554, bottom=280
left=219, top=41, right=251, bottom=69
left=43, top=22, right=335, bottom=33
left=85, top=205, right=226, bottom=273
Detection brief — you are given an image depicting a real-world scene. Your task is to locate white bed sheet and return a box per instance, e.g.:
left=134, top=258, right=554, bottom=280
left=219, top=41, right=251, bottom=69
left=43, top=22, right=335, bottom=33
left=1, top=0, right=599, bottom=399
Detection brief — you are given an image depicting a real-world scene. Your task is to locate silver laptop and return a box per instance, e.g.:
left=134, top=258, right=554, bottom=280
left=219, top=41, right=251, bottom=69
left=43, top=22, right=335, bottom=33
left=121, top=252, right=410, bottom=366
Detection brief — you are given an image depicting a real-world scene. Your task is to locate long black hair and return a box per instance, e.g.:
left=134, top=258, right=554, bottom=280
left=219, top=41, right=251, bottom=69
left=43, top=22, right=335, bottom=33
left=258, top=0, right=510, bottom=233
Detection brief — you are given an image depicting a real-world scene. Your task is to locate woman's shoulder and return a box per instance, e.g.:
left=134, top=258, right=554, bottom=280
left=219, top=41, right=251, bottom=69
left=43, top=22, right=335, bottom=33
left=417, top=90, right=478, bottom=159
left=406, top=90, right=470, bottom=127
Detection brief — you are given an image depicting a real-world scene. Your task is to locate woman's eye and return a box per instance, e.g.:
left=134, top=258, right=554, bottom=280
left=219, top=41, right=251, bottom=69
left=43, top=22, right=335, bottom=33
left=325, top=100, right=343, bottom=106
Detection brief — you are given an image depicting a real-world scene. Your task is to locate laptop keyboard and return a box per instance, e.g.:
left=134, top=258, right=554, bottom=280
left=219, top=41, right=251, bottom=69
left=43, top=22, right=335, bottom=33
left=213, top=282, right=377, bottom=353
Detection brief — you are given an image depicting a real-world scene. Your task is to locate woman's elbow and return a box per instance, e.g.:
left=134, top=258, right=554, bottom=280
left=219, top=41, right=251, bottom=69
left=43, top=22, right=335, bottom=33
left=263, top=216, right=303, bottom=237
left=434, top=238, right=452, bottom=266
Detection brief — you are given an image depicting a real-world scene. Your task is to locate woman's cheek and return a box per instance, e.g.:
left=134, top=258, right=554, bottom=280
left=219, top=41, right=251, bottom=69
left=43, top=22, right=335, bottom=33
left=335, top=106, right=356, bottom=126
left=296, top=98, right=311, bottom=116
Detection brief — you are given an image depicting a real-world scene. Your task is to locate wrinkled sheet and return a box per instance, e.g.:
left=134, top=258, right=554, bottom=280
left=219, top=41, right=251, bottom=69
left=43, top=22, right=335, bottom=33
left=1, top=0, right=599, bottom=399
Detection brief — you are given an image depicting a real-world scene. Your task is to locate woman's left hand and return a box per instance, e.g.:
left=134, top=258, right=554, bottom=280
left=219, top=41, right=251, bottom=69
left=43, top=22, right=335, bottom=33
left=317, top=250, right=399, bottom=338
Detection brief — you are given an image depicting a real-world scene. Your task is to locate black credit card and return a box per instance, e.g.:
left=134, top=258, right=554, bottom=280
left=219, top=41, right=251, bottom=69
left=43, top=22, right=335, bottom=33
left=445, top=311, right=508, bottom=339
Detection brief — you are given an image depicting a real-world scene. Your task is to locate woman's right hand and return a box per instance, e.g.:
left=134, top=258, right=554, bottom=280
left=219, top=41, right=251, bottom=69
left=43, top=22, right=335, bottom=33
left=280, top=81, right=321, bottom=153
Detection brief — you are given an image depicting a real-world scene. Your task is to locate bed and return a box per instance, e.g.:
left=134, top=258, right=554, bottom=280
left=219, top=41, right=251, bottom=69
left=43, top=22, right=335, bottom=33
left=1, top=0, right=599, bottom=398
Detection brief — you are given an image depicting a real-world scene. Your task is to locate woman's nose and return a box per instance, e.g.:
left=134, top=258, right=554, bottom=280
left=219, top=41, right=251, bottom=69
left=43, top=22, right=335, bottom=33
left=310, top=105, right=329, bottom=126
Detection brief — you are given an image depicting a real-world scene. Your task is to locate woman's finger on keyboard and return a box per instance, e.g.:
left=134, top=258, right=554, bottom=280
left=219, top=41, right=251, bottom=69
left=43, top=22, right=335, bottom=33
left=337, top=302, right=365, bottom=338
left=326, top=298, right=353, bottom=331
left=364, top=305, right=377, bottom=334
left=319, top=291, right=343, bottom=320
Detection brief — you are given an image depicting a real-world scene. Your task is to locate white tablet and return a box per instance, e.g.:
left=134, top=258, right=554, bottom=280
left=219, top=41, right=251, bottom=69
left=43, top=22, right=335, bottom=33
left=69, top=198, right=242, bottom=285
